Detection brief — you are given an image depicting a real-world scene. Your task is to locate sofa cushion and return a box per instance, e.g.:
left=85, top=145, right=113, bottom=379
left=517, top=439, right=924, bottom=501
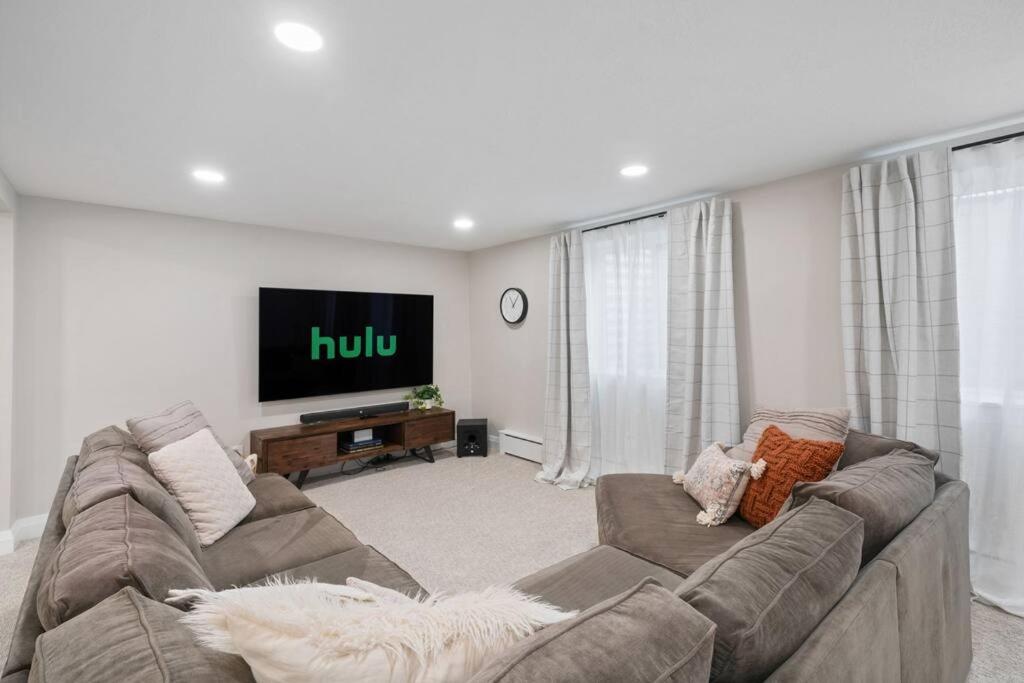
left=676, top=498, right=863, bottom=682
left=30, top=587, right=253, bottom=682
left=242, top=473, right=315, bottom=524
left=36, top=495, right=212, bottom=630
left=738, top=425, right=845, bottom=528
left=252, top=545, right=424, bottom=597
left=200, top=507, right=362, bottom=589
left=513, top=545, right=684, bottom=612
left=149, top=428, right=256, bottom=546
left=61, top=457, right=202, bottom=557
left=172, top=580, right=573, bottom=683
left=468, top=579, right=716, bottom=683
left=596, top=473, right=754, bottom=577
left=75, top=425, right=150, bottom=475
left=727, top=406, right=850, bottom=462
left=791, top=449, right=936, bottom=563
left=127, top=400, right=255, bottom=484
left=839, top=428, right=940, bottom=469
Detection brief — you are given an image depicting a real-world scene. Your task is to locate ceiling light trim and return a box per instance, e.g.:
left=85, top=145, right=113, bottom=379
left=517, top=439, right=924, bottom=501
left=191, top=168, right=226, bottom=184
left=619, top=164, right=649, bottom=177
left=274, top=22, right=324, bottom=52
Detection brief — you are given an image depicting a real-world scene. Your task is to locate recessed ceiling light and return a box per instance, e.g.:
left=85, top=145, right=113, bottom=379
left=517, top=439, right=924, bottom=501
left=191, top=168, right=226, bottom=184
left=620, top=164, right=649, bottom=177
left=274, top=22, right=323, bottom=52
left=453, top=217, right=475, bottom=230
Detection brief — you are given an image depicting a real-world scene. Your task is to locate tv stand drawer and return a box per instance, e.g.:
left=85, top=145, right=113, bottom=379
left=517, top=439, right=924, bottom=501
left=405, top=414, right=454, bottom=448
left=268, top=434, right=335, bottom=473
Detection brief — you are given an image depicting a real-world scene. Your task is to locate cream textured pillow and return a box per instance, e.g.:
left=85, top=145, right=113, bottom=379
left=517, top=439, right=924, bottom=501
left=170, top=578, right=576, bottom=683
left=672, top=443, right=765, bottom=526
left=726, top=406, right=851, bottom=462
left=149, top=428, right=255, bottom=546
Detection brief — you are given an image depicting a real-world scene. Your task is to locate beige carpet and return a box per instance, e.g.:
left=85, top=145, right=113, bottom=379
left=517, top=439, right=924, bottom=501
left=302, top=449, right=597, bottom=593
left=0, top=538, right=38, bottom=672
left=2, top=450, right=1022, bottom=680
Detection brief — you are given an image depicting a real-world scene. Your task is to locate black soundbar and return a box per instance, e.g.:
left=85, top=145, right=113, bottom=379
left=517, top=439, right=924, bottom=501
left=299, top=401, right=410, bottom=424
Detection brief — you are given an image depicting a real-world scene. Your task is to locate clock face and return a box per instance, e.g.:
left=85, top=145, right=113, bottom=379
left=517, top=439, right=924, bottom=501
left=500, top=287, right=528, bottom=324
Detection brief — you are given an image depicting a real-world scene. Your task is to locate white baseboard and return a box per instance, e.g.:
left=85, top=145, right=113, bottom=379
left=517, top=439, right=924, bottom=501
left=0, top=513, right=48, bottom=553
left=14, top=513, right=48, bottom=543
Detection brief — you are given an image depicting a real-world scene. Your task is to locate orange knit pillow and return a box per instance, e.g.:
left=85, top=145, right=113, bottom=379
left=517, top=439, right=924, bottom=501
left=739, top=425, right=845, bottom=528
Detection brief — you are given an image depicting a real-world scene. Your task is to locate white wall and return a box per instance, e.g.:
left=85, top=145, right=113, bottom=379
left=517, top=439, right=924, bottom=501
left=0, top=169, right=16, bottom=538
left=10, top=164, right=847, bottom=521
left=466, top=165, right=848, bottom=440
left=731, top=165, right=847, bottom=423
left=468, top=236, right=550, bottom=439
left=13, top=197, right=473, bottom=520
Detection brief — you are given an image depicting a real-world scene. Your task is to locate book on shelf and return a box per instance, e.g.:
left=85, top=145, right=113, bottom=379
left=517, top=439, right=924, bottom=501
left=341, top=438, right=383, bottom=453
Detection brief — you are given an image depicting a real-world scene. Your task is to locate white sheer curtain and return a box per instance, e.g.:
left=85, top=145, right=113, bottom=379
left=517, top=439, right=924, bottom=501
left=953, top=136, right=1024, bottom=617
left=583, top=215, right=668, bottom=477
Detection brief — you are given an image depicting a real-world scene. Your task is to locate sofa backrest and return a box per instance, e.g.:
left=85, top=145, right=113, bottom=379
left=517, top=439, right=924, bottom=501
left=62, top=455, right=202, bottom=556
left=2, top=450, right=215, bottom=682
left=36, top=494, right=212, bottom=630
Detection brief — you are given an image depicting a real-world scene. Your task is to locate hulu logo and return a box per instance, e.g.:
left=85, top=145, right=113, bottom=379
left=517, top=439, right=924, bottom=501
left=310, top=326, right=397, bottom=360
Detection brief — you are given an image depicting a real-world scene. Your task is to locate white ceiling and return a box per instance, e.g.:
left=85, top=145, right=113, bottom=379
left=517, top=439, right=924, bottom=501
left=2, top=1, right=1024, bottom=250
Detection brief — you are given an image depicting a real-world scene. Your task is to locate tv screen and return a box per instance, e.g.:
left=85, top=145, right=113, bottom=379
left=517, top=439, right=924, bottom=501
left=259, top=287, right=433, bottom=402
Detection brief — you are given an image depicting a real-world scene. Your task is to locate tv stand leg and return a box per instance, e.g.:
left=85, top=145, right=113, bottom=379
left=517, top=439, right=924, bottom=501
left=408, top=446, right=435, bottom=464
left=294, top=470, right=309, bottom=488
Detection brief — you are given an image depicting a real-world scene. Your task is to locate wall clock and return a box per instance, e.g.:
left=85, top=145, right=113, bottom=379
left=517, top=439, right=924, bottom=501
left=500, top=287, right=528, bottom=324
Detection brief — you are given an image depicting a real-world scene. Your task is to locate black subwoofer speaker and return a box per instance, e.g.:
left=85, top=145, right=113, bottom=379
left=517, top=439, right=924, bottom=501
left=457, top=418, right=488, bottom=457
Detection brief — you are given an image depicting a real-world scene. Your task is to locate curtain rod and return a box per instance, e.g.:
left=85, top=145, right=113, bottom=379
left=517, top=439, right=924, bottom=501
left=952, top=129, right=1024, bottom=152
left=580, top=211, right=667, bottom=234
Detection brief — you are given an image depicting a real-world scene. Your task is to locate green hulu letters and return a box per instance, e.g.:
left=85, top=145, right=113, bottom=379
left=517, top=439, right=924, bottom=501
left=311, top=326, right=397, bottom=360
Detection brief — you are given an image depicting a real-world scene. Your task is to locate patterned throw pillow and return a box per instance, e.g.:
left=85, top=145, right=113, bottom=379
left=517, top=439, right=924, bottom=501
left=673, top=443, right=767, bottom=526
left=738, top=425, right=844, bottom=528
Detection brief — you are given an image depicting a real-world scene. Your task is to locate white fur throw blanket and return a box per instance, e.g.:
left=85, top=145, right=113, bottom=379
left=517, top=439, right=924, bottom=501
left=168, top=578, right=576, bottom=683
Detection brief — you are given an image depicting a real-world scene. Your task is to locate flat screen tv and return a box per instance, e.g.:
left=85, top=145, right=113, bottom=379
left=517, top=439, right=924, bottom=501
left=259, top=287, right=433, bottom=402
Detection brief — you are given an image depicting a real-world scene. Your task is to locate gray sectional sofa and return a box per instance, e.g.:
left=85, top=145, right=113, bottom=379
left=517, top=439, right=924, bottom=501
left=3, top=426, right=972, bottom=682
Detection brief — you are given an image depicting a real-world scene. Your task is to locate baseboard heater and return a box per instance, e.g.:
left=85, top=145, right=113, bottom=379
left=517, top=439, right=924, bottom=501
left=498, top=429, right=542, bottom=463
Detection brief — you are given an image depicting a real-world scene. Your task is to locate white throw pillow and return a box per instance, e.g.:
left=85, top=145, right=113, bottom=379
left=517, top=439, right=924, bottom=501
left=169, top=577, right=576, bottom=683
left=149, top=428, right=255, bottom=546
left=672, top=443, right=765, bottom=526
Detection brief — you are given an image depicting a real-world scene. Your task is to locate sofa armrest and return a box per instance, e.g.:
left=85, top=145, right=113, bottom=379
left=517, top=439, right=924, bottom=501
left=766, top=561, right=900, bottom=682
left=874, top=480, right=972, bottom=683
left=469, top=578, right=715, bottom=683
left=2, top=457, right=78, bottom=680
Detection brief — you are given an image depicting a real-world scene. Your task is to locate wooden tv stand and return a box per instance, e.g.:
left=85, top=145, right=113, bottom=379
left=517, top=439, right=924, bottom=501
left=249, top=407, right=455, bottom=487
